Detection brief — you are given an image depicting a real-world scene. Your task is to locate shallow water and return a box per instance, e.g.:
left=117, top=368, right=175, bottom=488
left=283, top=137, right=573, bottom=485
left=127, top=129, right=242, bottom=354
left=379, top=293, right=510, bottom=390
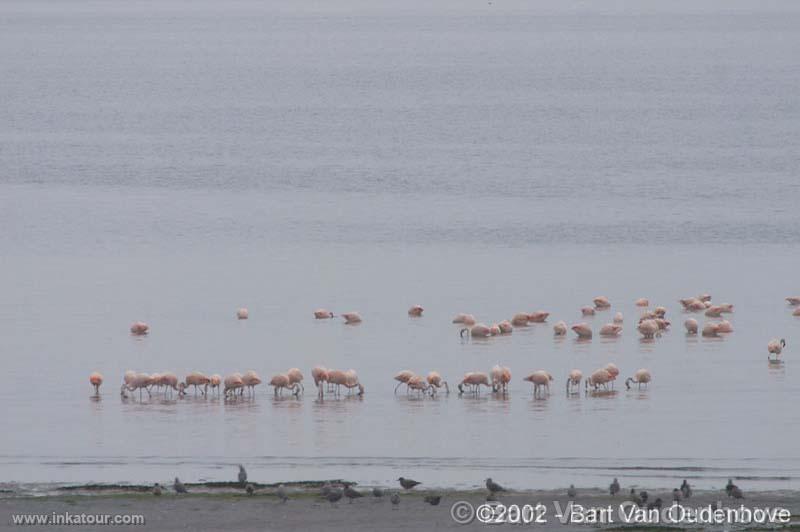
left=1, top=0, right=799, bottom=492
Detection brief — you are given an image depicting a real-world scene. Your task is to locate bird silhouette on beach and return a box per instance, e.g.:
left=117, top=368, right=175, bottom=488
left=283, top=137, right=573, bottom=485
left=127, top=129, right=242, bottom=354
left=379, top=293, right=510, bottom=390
left=238, top=465, right=247, bottom=485
left=174, top=477, right=187, bottom=494
left=424, top=494, right=441, bottom=506
left=344, top=485, right=364, bottom=503
left=277, top=484, right=288, bottom=503
left=398, top=477, right=420, bottom=490
left=485, top=478, right=505, bottom=494
left=153, top=483, right=162, bottom=496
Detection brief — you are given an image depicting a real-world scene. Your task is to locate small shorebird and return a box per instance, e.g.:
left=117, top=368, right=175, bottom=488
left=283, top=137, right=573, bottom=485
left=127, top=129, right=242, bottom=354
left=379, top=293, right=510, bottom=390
left=344, top=485, right=363, bottom=503
left=372, top=487, right=384, bottom=498
left=174, top=477, right=187, bottom=494
left=277, top=484, right=288, bottom=503
left=238, top=465, right=247, bottom=485
left=246, top=484, right=254, bottom=496
left=486, top=478, right=506, bottom=494
left=390, top=492, right=400, bottom=508
left=424, top=495, right=442, bottom=505
left=609, top=478, right=620, bottom=496
left=567, top=485, right=576, bottom=498
left=398, top=477, right=420, bottom=490
left=326, top=489, right=343, bottom=505
left=153, top=483, right=162, bottom=496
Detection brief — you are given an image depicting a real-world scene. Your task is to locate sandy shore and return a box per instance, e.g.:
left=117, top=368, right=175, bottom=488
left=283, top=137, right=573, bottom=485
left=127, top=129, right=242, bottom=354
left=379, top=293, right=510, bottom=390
left=2, top=486, right=800, bottom=531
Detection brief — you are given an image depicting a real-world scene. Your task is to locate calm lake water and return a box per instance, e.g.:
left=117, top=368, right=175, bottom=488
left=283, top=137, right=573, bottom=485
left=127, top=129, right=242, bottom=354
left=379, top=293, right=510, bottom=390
left=1, top=0, right=799, bottom=493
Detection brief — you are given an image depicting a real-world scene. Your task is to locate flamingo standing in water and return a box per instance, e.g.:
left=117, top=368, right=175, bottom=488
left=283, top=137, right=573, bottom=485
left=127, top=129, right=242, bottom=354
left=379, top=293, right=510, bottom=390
left=236, top=308, right=249, bottom=320
left=625, top=369, right=652, bottom=390
left=510, top=313, right=530, bottom=326
left=460, top=323, right=492, bottom=338
left=394, top=370, right=416, bottom=394
left=527, top=311, right=549, bottom=323
left=183, top=372, right=211, bottom=395
left=457, top=372, right=492, bottom=394
left=130, top=321, right=149, bottom=335
left=342, top=312, right=362, bottom=324
left=604, top=363, right=620, bottom=389
left=452, top=313, right=477, bottom=326
left=581, top=306, right=596, bottom=316
left=406, top=375, right=429, bottom=395
left=269, top=374, right=299, bottom=396
left=224, top=373, right=244, bottom=397
left=491, top=365, right=511, bottom=393
left=566, top=369, right=582, bottom=393
left=638, top=319, right=659, bottom=339
left=768, top=339, right=786, bottom=361
left=89, top=372, right=103, bottom=395
left=635, top=298, right=649, bottom=307
left=523, top=370, right=553, bottom=397
left=786, top=297, right=800, bottom=306
left=497, top=320, right=513, bottom=334
left=160, top=372, right=179, bottom=397
left=123, top=373, right=153, bottom=399
left=684, top=318, right=698, bottom=334
left=593, top=296, right=611, bottom=309
left=209, top=374, right=221, bottom=395
left=311, top=366, right=330, bottom=397
left=314, top=309, right=334, bottom=319
left=553, top=321, right=568, bottom=336
left=585, top=368, right=613, bottom=392
left=408, top=305, right=424, bottom=317
left=287, top=368, right=304, bottom=393
left=571, top=323, right=592, bottom=339
left=426, top=371, right=449, bottom=395
left=613, top=312, right=624, bottom=323
left=599, top=323, right=622, bottom=337
left=242, top=370, right=262, bottom=396
left=702, top=322, right=721, bottom=337
left=343, top=369, right=365, bottom=396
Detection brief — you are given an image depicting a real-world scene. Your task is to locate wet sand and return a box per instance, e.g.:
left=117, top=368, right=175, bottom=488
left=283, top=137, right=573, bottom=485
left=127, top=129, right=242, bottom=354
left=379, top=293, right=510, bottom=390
left=2, top=488, right=799, bottom=531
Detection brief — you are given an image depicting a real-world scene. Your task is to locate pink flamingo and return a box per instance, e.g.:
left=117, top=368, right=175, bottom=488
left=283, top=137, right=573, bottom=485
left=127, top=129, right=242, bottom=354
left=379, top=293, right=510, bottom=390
left=768, top=339, right=786, bottom=361
left=786, top=297, right=800, bottom=306
left=130, top=321, right=149, bottom=335
left=343, top=369, right=365, bottom=396
left=497, top=320, right=513, bottom=334
left=161, top=372, right=179, bottom=397
left=287, top=368, right=304, bottom=393
left=613, top=312, right=623, bottom=323
left=490, top=365, right=511, bottom=393
left=269, top=374, right=299, bottom=396
left=457, top=372, right=492, bottom=394
left=637, top=319, right=659, bottom=339
left=599, top=323, right=622, bottom=336
left=581, top=306, right=596, bottom=316
left=523, top=370, right=553, bottom=397
left=460, top=323, right=492, bottom=338
left=89, top=372, right=103, bottom=395
left=311, top=366, right=330, bottom=396
left=585, top=368, right=613, bottom=391
left=571, top=323, right=592, bottom=339
left=451, top=313, right=476, bottom=325
left=705, top=306, right=724, bottom=318
left=209, top=374, right=221, bottom=395
left=593, top=296, right=611, bottom=309
left=566, top=369, right=582, bottom=393
left=393, top=370, right=416, bottom=394
left=635, top=298, right=649, bottom=307
left=183, top=372, right=211, bottom=395
left=224, top=373, right=244, bottom=397
left=527, top=311, right=550, bottom=323
left=604, top=363, right=620, bottom=389
left=684, top=318, right=698, bottom=334
left=314, top=309, right=335, bottom=319
left=406, top=374, right=429, bottom=395
left=654, top=318, right=670, bottom=330
left=717, top=320, right=734, bottom=333
left=702, top=322, right=720, bottom=337
left=794, top=308, right=800, bottom=317
left=426, top=371, right=449, bottom=395
left=625, top=369, right=652, bottom=390
left=342, top=312, right=362, bottom=324
left=511, top=313, right=530, bottom=326
left=242, top=370, right=262, bottom=396
left=489, top=324, right=502, bottom=336
left=408, top=305, right=424, bottom=317
left=123, top=372, right=153, bottom=399
left=553, top=321, right=568, bottom=336
left=236, top=308, right=249, bottom=320
left=654, top=306, right=667, bottom=318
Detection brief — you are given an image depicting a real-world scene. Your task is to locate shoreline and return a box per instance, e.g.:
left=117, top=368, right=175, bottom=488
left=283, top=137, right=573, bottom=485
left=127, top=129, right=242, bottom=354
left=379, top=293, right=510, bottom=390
left=2, top=486, right=800, bottom=531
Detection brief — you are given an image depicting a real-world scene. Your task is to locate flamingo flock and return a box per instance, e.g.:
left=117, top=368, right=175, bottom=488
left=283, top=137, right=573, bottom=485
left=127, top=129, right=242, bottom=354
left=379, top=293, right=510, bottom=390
left=89, top=294, right=793, bottom=398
